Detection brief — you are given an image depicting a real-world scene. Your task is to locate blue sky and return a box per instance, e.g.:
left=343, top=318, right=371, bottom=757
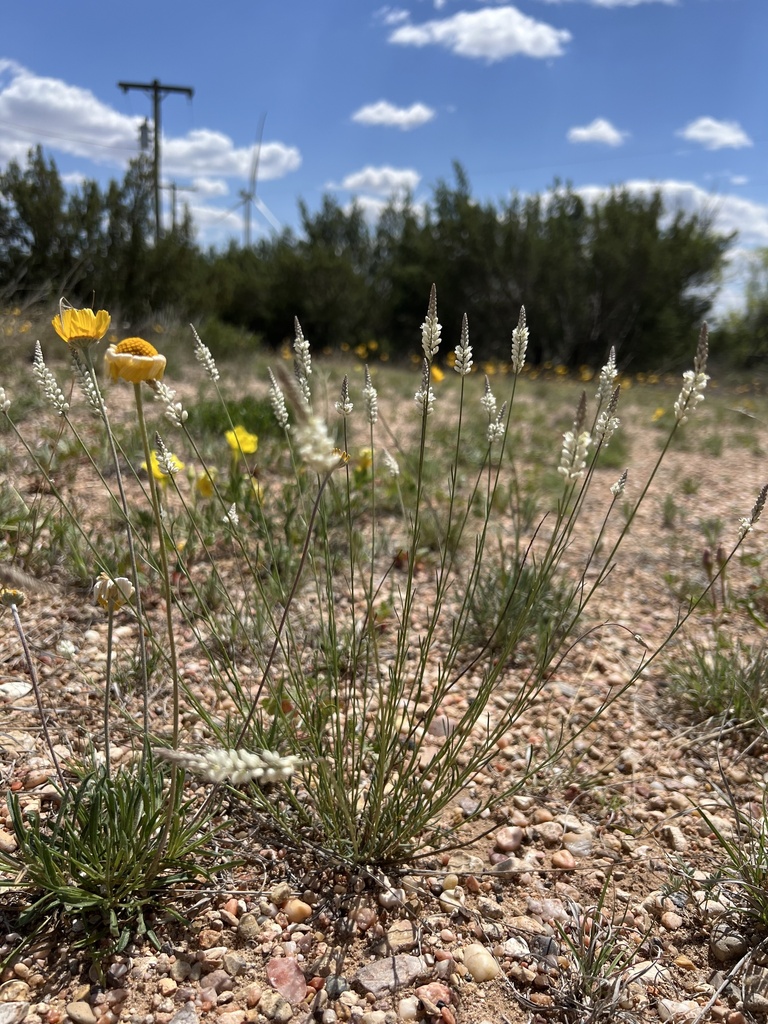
left=1, top=0, right=765, bottom=312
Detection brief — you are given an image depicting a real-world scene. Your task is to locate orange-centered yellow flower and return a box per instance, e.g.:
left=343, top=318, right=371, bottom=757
left=52, top=306, right=111, bottom=349
left=104, top=337, right=166, bottom=383
left=225, top=425, right=258, bottom=455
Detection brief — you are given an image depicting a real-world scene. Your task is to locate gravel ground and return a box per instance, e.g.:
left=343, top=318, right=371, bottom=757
left=2, top=367, right=768, bottom=1024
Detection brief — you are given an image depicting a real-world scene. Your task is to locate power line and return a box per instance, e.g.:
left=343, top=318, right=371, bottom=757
left=0, top=115, right=137, bottom=155
left=117, top=78, right=194, bottom=244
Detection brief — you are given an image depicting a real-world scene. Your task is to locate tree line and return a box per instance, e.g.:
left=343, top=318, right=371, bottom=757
left=1, top=146, right=755, bottom=370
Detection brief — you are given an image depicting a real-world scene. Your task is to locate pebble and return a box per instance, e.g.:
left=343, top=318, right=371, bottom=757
left=562, top=831, right=593, bottom=857
left=743, top=964, right=768, bottom=1013
left=377, top=888, right=406, bottom=911
left=477, top=897, right=503, bottom=921
left=398, top=997, right=419, bottom=1021
left=657, top=998, right=700, bottom=1022
left=266, top=959, right=307, bottom=1005
left=167, top=1006, right=198, bottom=1024
left=269, top=882, right=293, bottom=907
left=0, top=983, right=29, bottom=1002
left=382, top=921, right=417, bottom=953
left=711, top=923, right=749, bottom=962
left=415, top=982, right=452, bottom=1007
left=0, top=1005, right=28, bottom=1024
left=461, top=944, right=499, bottom=982
left=65, top=1004, right=96, bottom=1024
left=535, top=822, right=563, bottom=848
left=494, top=826, right=523, bottom=853
left=236, top=914, right=261, bottom=941
left=661, top=911, right=683, bottom=931
left=283, top=899, right=312, bottom=924
left=258, top=989, right=293, bottom=1023
left=354, top=956, right=427, bottom=998
left=0, top=831, right=18, bottom=855
left=551, top=850, right=576, bottom=870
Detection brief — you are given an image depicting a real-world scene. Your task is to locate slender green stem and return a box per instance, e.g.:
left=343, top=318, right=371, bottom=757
left=8, top=601, right=64, bottom=787
left=132, top=384, right=180, bottom=749
left=104, top=607, right=114, bottom=776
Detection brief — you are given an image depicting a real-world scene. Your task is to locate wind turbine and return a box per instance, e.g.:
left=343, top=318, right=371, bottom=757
left=234, top=114, right=282, bottom=246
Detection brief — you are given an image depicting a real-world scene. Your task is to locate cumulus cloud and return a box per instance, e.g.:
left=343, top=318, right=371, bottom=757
left=376, top=6, right=410, bottom=25
left=564, top=179, right=768, bottom=249
left=163, top=130, right=300, bottom=180
left=677, top=117, right=753, bottom=151
left=567, top=118, right=628, bottom=147
left=0, top=60, right=301, bottom=186
left=537, top=0, right=675, bottom=6
left=388, top=6, right=571, bottom=62
left=339, top=166, right=421, bottom=194
left=192, top=176, right=230, bottom=197
left=352, top=100, right=436, bottom=130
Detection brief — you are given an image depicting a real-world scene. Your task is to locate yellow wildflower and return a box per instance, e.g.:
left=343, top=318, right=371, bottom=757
left=225, top=425, right=258, bottom=455
left=652, top=407, right=665, bottom=422
left=105, top=337, right=166, bottom=383
left=142, top=450, right=184, bottom=483
left=53, top=303, right=111, bottom=350
left=195, top=468, right=218, bottom=499
left=431, top=365, right=445, bottom=383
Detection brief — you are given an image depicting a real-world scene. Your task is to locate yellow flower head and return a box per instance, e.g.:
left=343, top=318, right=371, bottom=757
left=195, top=468, right=218, bottom=499
left=431, top=365, right=445, bottom=383
left=357, top=447, right=373, bottom=473
left=225, top=425, right=258, bottom=455
left=142, top=450, right=184, bottom=483
left=53, top=302, right=111, bottom=350
left=105, top=337, right=166, bottom=383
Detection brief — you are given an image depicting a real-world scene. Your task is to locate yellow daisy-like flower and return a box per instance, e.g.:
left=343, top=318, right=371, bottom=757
left=142, top=450, right=184, bottom=483
left=225, top=425, right=258, bottom=455
left=195, top=468, right=218, bottom=499
left=52, top=304, right=111, bottom=350
left=104, top=337, right=166, bottom=383
left=431, top=365, right=445, bottom=383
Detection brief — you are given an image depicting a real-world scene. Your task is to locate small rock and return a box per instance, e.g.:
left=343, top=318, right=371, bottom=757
left=354, top=956, right=427, bottom=998
left=494, top=826, right=523, bottom=853
left=266, top=959, right=307, bottom=1005
left=0, top=830, right=18, bottom=855
left=0, top=1005, right=28, bottom=1024
left=398, top=996, right=420, bottom=1021
left=202, top=969, right=233, bottom=994
left=384, top=920, right=417, bottom=952
left=656, top=998, right=700, bottom=1022
left=661, top=911, right=683, bottom=931
left=743, top=963, right=768, bottom=1013
left=0, top=983, right=30, bottom=1003
left=167, top=1006, right=199, bottom=1024
left=535, top=822, right=563, bottom=848
left=65, top=1004, right=96, bottom=1024
left=259, top=989, right=293, bottom=1023
left=170, top=960, right=192, bottom=983
left=269, top=882, right=293, bottom=906
left=711, top=922, right=749, bottom=963
left=415, top=982, right=452, bottom=1007
left=360, top=1013, right=387, bottom=1024
left=223, top=952, right=247, bottom=977
left=461, top=944, right=499, bottom=982
left=244, top=984, right=263, bottom=1008
left=562, top=831, right=593, bottom=857
left=503, top=936, right=530, bottom=958
left=237, top=913, right=261, bottom=941
left=377, top=888, right=406, bottom=911
left=477, top=897, right=503, bottom=921
left=217, top=1013, right=245, bottom=1024
left=283, top=898, right=313, bottom=924
left=551, top=850, right=576, bottom=870
left=661, top=826, right=688, bottom=853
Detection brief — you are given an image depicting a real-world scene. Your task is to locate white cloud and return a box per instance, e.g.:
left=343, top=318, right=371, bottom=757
left=163, top=130, right=300, bottom=180
left=0, top=61, right=301, bottom=186
left=376, top=6, right=410, bottom=26
left=564, top=179, right=768, bottom=250
left=388, top=6, right=571, bottom=62
left=676, top=117, right=753, bottom=151
left=352, top=100, right=436, bottom=130
left=339, top=166, right=421, bottom=194
left=537, top=0, right=676, bottom=6
left=192, top=176, right=230, bottom=197
left=730, top=175, right=749, bottom=187
left=567, top=118, right=628, bottom=147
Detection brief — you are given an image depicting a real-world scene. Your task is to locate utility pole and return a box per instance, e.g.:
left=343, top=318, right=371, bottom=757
left=117, top=79, right=194, bottom=244
left=161, top=182, right=197, bottom=232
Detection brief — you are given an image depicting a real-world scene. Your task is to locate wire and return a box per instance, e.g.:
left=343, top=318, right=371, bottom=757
left=0, top=115, right=138, bottom=155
